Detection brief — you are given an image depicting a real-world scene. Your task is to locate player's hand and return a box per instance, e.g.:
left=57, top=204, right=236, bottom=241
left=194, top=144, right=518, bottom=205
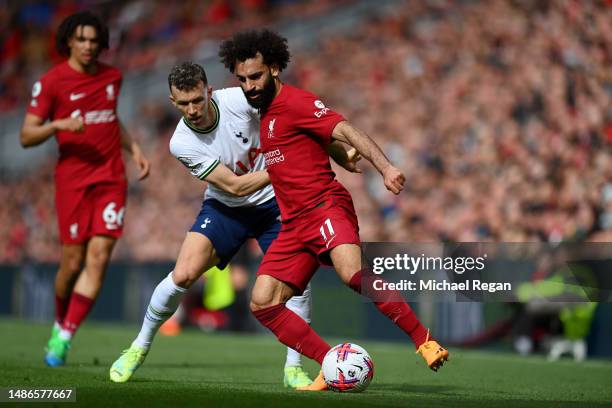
left=132, top=149, right=151, bottom=180
left=342, top=147, right=362, bottom=173
left=382, top=165, right=405, bottom=195
left=54, top=117, right=84, bottom=132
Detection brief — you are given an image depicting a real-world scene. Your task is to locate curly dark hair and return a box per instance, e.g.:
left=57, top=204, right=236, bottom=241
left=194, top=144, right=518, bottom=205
left=219, top=29, right=290, bottom=73
left=168, top=62, right=208, bottom=91
left=56, top=11, right=109, bottom=57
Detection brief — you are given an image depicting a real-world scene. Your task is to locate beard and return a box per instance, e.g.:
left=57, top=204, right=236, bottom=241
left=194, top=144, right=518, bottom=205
left=243, top=73, right=276, bottom=112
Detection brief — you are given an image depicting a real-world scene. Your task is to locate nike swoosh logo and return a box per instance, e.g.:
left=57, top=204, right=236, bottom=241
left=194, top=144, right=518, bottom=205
left=326, top=235, right=337, bottom=248
left=70, top=93, right=86, bottom=101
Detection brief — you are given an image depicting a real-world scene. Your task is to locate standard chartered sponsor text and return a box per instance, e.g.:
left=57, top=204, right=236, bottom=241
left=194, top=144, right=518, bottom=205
left=264, top=149, right=285, bottom=166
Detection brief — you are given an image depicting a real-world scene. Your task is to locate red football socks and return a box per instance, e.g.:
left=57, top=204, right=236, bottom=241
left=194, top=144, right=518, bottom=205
left=61, top=292, right=95, bottom=334
left=55, top=294, right=70, bottom=325
left=253, top=303, right=331, bottom=364
left=349, top=269, right=429, bottom=348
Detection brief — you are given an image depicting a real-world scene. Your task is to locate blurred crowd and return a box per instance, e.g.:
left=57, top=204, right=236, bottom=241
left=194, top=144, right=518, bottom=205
left=305, top=0, right=612, bottom=244
left=1, top=0, right=612, bottom=263
left=0, top=0, right=349, bottom=111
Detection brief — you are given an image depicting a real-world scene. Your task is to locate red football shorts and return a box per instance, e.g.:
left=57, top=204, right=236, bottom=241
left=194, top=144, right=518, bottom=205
left=257, top=195, right=361, bottom=293
left=55, top=181, right=127, bottom=244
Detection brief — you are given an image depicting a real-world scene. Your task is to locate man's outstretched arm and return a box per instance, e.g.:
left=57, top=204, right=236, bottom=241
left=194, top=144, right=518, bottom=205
left=331, top=120, right=405, bottom=194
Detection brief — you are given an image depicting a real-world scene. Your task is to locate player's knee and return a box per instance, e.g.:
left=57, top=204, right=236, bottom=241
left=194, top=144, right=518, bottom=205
left=249, top=293, right=280, bottom=313
left=172, top=264, right=201, bottom=288
left=250, top=300, right=275, bottom=313
left=339, top=270, right=357, bottom=285
left=249, top=275, right=294, bottom=313
left=87, top=247, right=112, bottom=270
left=60, top=251, right=84, bottom=275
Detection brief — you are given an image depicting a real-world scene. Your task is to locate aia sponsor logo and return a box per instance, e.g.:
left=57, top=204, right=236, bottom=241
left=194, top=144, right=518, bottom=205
left=314, top=100, right=330, bottom=118
left=177, top=156, right=203, bottom=176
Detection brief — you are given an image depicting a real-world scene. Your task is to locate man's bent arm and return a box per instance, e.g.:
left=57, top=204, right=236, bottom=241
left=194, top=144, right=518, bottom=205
left=20, top=113, right=82, bottom=147
left=325, top=140, right=361, bottom=173
left=205, top=164, right=270, bottom=197
left=331, top=120, right=405, bottom=194
left=331, top=120, right=390, bottom=174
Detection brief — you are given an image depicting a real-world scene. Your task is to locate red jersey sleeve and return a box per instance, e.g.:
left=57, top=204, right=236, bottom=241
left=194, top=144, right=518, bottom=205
left=291, top=91, right=345, bottom=145
left=26, top=74, right=55, bottom=120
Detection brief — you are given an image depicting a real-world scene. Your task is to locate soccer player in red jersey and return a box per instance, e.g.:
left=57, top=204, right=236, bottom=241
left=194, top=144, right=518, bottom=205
left=19, top=11, right=150, bottom=367
left=220, top=30, right=449, bottom=389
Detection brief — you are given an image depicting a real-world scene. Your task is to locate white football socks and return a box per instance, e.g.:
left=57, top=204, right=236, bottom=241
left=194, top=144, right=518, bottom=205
left=134, top=272, right=187, bottom=350
left=133, top=272, right=313, bottom=367
left=284, top=283, right=312, bottom=367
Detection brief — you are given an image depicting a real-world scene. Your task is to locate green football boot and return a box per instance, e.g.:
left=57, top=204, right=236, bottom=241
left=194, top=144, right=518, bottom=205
left=44, top=329, right=70, bottom=367
left=283, top=365, right=313, bottom=389
left=109, top=343, right=148, bottom=383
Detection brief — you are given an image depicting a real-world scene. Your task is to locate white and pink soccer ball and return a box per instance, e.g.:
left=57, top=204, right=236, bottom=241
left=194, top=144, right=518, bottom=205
left=322, top=343, right=374, bottom=392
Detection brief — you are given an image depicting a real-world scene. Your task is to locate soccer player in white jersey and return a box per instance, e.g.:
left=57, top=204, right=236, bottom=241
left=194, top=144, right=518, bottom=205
left=109, top=62, right=359, bottom=387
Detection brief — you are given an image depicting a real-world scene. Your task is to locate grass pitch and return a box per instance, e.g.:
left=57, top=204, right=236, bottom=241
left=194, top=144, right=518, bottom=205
left=0, top=319, right=610, bottom=407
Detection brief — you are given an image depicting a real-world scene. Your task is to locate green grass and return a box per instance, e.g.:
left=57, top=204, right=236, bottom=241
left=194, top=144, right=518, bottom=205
left=0, top=319, right=611, bottom=407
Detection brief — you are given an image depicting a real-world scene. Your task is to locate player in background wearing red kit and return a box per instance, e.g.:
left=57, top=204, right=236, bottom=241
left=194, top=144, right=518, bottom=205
left=20, top=11, right=150, bottom=367
left=220, top=30, right=449, bottom=390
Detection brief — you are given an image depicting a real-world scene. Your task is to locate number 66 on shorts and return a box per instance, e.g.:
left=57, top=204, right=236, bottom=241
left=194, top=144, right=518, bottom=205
left=56, top=181, right=127, bottom=243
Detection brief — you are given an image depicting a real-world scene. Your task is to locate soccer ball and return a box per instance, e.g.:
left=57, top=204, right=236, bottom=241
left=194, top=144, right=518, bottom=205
left=322, top=343, right=374, bottom=392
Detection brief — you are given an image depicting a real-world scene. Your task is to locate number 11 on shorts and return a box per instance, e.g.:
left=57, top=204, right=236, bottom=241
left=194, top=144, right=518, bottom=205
left=320, top=218, right=335, bottom=245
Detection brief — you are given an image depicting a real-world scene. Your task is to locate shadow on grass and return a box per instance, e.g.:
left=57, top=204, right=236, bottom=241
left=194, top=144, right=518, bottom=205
left=73, top=360, right=262, bottom=370
left=373, top=383, right=458, bottom=394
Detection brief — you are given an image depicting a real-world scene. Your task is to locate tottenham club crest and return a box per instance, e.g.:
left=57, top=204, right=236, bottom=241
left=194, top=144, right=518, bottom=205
left=235, top=131, right=248, bottom=143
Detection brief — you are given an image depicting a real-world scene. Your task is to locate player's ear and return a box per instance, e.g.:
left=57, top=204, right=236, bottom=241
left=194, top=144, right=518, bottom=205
left=168, top=94, right=176, bottom=106
left=270, top=64, right=280, bottom=78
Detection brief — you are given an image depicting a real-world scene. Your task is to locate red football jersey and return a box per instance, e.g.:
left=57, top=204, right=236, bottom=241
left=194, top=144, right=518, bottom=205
left=260, top=84, right=352, bottom=223
left=27, top=61, right=125, bottom=188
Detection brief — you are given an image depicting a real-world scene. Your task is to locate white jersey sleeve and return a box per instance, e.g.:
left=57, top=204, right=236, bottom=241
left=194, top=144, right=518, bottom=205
left=169, top=125, right=220, bottom=180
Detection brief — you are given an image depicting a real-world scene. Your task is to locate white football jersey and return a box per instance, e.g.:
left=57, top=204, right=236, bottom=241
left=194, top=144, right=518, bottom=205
left=169, top=87, right=274, bottom=207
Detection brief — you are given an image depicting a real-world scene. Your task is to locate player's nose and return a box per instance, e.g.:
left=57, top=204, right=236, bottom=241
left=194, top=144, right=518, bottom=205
left=245, top=80, right=257, bottom=93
